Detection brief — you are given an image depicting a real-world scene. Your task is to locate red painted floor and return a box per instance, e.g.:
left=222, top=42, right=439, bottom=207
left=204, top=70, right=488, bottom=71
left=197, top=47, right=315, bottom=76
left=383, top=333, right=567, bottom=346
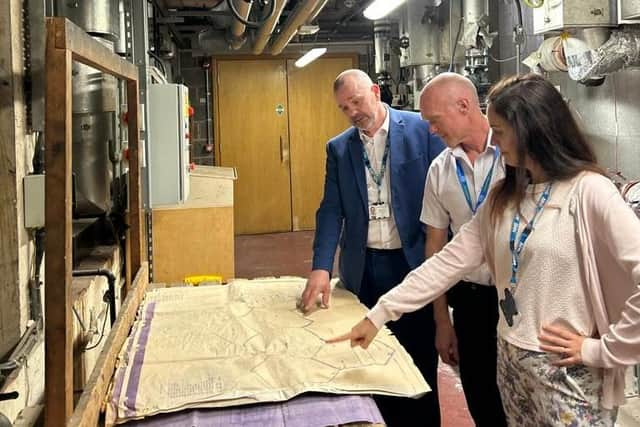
left=235, top=231, right=474, bottom=427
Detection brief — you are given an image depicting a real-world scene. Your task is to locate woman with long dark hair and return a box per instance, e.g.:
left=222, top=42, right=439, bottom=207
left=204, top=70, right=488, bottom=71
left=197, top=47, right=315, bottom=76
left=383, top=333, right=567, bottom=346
left=329, top=74, right=640, bottom=425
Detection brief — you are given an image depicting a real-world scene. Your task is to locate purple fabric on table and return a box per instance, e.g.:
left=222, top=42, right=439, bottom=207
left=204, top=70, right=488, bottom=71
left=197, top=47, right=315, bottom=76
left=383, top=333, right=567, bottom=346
left=124, top=394, right=384, bottom=427
left=124, top=302, right=157, bottom=418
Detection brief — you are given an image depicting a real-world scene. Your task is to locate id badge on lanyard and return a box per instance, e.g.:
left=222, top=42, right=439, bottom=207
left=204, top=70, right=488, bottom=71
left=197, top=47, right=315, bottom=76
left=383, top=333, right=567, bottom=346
left=364, top=138, right=391, bottom=220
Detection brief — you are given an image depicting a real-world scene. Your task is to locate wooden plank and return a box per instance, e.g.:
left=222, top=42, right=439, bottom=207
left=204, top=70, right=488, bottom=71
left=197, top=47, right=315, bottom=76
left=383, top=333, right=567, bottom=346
left=50, top=17, right=137, bottom=81
left=44, top=19, right=74, bottom=425
left=68, top=263, right=149, bottom=427
left=0, top=0, right=21, bottom=359
left=126, top=80, right=144, bottom=290
left=152, top=206, right=234, bottom=283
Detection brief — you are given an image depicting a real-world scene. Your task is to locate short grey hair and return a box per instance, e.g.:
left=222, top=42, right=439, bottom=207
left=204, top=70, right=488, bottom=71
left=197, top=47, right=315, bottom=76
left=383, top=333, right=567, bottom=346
left=333, top=69, right=373, bottom=92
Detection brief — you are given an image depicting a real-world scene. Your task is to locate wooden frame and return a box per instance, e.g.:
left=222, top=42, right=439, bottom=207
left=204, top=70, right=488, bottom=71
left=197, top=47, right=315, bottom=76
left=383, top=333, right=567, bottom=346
left=68, top=263, right=149, bottom=427
left=44, top=17, right=144, bottom=425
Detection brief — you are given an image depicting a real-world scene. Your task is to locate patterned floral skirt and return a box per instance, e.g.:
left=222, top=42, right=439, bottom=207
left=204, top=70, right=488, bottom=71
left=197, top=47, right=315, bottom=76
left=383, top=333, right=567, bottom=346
left=497, top=338, right=618, bottom=427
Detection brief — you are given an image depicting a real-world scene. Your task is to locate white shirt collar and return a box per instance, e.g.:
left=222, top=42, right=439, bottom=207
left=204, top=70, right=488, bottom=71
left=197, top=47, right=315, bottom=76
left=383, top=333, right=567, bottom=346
left=450, top=128, right=496, bottom=159
left=359, top=105, right=390, bottom=143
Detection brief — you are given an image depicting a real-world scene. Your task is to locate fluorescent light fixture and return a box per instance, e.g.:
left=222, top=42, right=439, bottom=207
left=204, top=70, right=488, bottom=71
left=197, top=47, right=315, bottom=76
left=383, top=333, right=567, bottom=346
left=294, top=48, right=327, bottom=68
left=363, top=0, right=406, bottom=20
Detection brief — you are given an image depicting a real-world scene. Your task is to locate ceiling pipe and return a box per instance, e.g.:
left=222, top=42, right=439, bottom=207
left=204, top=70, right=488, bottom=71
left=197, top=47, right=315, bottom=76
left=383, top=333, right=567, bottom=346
left=307, top=0, right=328, bottom=23
left=269, top=0, right=328, bottom=55
left=227, top=0, right=253, bottom=49
left=252, top=0, right=288, bottom=54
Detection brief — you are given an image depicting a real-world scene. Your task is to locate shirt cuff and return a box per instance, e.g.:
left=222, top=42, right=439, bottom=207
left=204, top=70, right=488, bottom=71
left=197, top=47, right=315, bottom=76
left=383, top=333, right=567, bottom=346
left=581, top=337, right=603, bottom=367
left=366, top=303, right=393, bottom=330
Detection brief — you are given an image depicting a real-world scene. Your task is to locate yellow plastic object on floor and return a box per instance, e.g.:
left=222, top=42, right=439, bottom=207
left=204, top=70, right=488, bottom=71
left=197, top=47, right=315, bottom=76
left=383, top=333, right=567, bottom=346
left=183, top=275, right=223, bottom=286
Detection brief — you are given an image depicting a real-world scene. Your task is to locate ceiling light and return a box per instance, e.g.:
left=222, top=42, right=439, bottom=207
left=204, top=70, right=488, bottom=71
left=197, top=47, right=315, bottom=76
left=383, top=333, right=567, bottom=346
left=363, top=0, right=406, bottom=20
left=294, top=48, right=327, bottom=68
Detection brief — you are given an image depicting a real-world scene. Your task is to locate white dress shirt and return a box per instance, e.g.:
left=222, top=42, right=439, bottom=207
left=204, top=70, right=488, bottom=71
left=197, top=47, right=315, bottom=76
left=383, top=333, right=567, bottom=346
left=359, top=108, right=402, bottom=249
left=420, top=130, right=504, bottom=285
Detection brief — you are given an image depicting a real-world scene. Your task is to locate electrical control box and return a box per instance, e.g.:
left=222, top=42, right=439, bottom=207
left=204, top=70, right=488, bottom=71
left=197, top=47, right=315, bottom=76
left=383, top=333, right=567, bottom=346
left=533, top=0, right=617, bottom=34
left=621, top=0, right=640, bottom=19
left=148, top=84, right=191, bottom=207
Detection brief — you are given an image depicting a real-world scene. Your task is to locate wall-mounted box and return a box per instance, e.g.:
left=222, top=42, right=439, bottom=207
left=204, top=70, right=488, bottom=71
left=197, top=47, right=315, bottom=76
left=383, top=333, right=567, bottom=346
left=533, top=0, right=617, bottom=34
left=24, top=174, right=45, bottom=229
left=621, top=0, right=640, bottom=19
left=148, top=83, right=191, bottom=207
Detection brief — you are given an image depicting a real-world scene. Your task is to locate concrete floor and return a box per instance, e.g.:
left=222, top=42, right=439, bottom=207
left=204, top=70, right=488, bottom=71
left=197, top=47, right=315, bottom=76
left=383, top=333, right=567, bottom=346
left=235, top=230, right=474, bottom=427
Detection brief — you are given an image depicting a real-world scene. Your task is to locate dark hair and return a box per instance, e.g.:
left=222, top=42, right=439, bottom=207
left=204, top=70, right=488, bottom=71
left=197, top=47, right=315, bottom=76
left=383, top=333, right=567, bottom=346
left=487, top=73, right=603, bottom=222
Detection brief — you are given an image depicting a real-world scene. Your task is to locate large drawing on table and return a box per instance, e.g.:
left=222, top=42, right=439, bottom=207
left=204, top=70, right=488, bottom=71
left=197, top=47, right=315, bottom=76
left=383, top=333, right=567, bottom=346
left=107, top=277, right=429, bottom=423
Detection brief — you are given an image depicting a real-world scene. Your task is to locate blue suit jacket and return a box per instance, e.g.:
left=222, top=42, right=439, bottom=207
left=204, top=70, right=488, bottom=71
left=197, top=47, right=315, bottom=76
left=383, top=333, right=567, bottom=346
left=312, top=107, right=445, bottom=294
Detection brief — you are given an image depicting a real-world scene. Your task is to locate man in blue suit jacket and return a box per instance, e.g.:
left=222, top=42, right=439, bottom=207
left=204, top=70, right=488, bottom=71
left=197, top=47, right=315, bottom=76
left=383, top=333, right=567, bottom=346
left=301, top=70, right=445, bottom=426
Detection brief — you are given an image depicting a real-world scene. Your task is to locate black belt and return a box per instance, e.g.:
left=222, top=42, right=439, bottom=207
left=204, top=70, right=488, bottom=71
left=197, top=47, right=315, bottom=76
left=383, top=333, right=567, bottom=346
left=366, top=247, right=403, bottom=254
left=457, top=280, right=492, bottom=291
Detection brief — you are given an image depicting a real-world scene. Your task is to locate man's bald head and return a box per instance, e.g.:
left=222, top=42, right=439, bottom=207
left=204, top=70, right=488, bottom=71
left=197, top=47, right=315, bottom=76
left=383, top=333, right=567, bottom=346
left=418, top=73, right=487, bottom=150
left=420, top=72, right=479, bottom=108
left=333, top=69, right=373, bottom=93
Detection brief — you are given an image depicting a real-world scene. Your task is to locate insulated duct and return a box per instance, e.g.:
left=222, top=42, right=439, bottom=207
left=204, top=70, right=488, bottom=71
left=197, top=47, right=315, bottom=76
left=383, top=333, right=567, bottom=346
left=252, top=0, right=288, bottom=54
left=71, top=37, right=117, bottom=216
left=55, top=0, right=119, bottom=41
left=227, top=0, right=252, bottom=49
left=269, top=0, right=328, bottom=55
left=566, top=29, right=640, bottom=84
left=399, top=1, right=442, bottom=67
left=57, top=0, right=120, bottom=217
left=374, top=20, right=392, bottom=76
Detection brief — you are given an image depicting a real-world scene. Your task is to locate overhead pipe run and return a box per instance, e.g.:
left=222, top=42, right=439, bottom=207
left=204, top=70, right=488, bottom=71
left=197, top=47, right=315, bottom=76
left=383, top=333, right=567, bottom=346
left=252, top=0, right=288, bottom=54
left=269, top=0, right=328, bottom=55
left=227, top=0, right=253, bottom=49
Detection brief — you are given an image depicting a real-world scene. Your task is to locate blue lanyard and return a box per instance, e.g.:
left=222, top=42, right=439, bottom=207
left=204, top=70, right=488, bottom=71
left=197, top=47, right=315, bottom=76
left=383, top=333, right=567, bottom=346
left=454, top=147, right=500, bottom=214
left=509, top=182, right=553, bottom=287
left=362, top=137, right=390, bottom=201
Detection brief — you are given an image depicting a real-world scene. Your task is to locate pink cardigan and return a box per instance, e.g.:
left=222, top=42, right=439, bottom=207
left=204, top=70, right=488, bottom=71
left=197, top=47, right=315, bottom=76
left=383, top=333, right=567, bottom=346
left=368, top=172, right=640, bottom=409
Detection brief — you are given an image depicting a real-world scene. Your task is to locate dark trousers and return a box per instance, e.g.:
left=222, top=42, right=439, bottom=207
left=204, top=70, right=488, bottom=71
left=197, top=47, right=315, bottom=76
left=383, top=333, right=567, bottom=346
left=359, top=248, right=440, bottom=427
left=447, top=281, right=507, bottom=427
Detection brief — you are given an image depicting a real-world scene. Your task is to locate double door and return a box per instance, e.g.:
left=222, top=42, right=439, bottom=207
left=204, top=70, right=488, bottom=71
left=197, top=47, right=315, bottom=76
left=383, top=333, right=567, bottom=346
left=215, top=56, right=354, bottom=234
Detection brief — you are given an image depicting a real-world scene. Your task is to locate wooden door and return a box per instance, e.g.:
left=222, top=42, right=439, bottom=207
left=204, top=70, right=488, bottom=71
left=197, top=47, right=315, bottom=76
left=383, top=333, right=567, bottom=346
left=286, top=57, right=354, bottom=230
left=216, top=59, right=292, bottom=234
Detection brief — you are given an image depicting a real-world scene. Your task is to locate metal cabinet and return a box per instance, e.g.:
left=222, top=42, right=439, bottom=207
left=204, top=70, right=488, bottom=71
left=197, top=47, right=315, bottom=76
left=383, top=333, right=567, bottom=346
left=533, top=0, right=617, bottom=34
left=148, top=84, right=191, bottom=206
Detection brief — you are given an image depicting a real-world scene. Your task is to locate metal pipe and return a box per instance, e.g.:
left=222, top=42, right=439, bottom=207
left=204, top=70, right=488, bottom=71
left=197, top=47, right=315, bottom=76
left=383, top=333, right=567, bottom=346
left=72, top=269, right=117, bottom=326
left=204, top=64, right=213, bottom=151
left=269, top=0, right=327, bottom=55
left=0, top=392, right=19, bottom=401
left=306, top=0, right=327, bottom=23
left=253, top=0, right=288, bottom=54
left=463, top=0, right=488, bottom=26
left=0, top=321, right=38, bottom=371
left=230, top=0, right=251, bottom=38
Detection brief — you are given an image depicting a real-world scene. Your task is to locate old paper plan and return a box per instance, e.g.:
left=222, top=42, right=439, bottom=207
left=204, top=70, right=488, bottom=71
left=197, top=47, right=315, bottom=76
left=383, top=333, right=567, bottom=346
left=107, top=277, right=429, bottom=424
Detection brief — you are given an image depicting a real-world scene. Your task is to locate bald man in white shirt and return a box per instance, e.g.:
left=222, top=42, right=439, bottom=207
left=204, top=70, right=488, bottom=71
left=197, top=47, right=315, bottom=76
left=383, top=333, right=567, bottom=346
left=419, top=73, right=507, bottom=427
